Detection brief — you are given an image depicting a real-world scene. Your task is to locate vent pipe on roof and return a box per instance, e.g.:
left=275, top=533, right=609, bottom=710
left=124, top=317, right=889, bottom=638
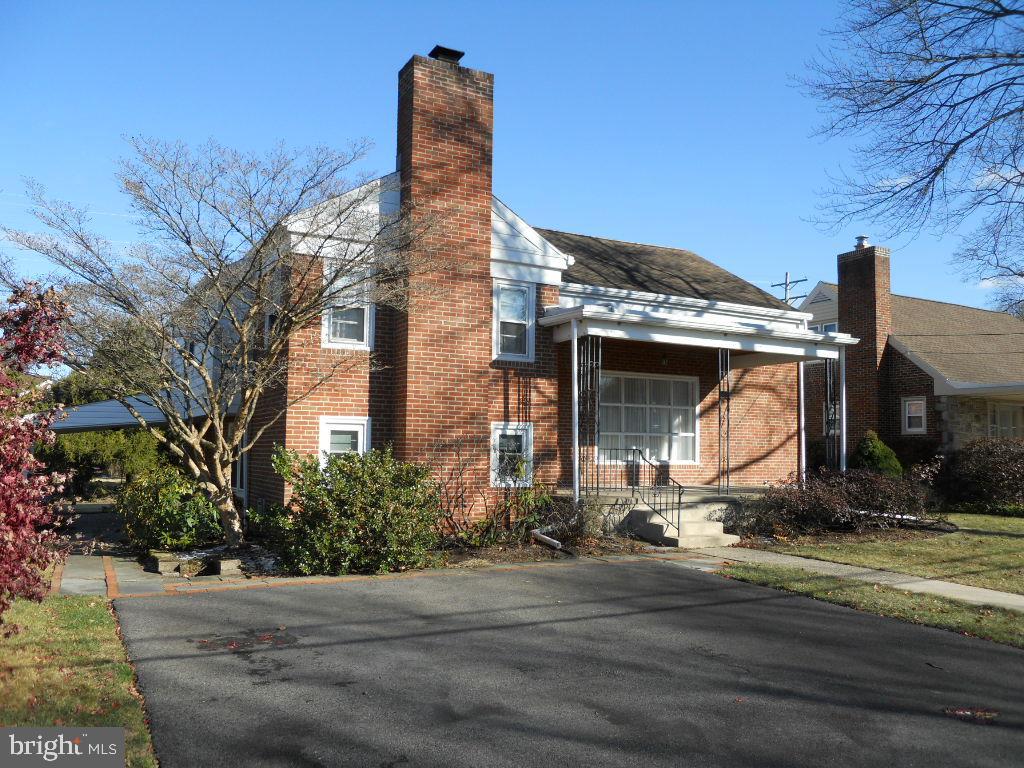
left=428, top=45, right=465, bottom=64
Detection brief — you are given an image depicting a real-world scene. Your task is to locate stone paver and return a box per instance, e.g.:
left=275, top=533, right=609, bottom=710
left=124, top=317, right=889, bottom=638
left=59, top=554, right=107, bottom=596
left=698, top=546, right=1024, bottom=612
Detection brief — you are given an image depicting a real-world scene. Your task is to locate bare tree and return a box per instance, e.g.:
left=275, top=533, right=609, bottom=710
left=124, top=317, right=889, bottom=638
left=4, top=137, right=434, bottom=545
left=808, top=0, right=1024, bottom=312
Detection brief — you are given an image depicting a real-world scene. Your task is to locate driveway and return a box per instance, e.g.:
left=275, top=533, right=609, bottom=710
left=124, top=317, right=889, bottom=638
left=115, top=558, right=1024, bottom=767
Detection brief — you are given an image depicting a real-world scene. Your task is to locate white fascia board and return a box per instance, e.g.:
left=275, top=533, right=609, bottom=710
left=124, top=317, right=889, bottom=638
left=559, top=282, right=813, bottom=324
left=542, top=306, right=856, bottom=360
left=490, top=196, right=571, bottom=286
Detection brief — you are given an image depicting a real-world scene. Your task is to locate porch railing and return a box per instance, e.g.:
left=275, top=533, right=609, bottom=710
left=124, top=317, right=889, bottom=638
left=582, top=447, right=685, bottom=537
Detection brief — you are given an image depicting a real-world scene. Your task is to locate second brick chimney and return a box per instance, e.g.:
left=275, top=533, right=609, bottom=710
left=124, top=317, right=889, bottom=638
left=837, top=236, right=893, bottom=447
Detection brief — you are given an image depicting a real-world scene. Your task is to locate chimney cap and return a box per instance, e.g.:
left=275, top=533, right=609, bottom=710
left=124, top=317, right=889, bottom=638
left=855, top=234, right=871, bottom=249
left=428, top=45, right=465, bottom=64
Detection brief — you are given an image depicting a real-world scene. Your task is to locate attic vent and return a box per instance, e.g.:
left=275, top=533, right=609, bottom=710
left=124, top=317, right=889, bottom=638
left=428, top=45, right=465, bottom=64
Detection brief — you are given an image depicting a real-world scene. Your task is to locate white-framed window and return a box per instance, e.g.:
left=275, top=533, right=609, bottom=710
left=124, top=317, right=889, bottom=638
left=990, top=402, right=1024, bottom=438
left=490, top=422, right=534, bottom=487
left=902, top=397, right=927, bottom=434
left=322, top=265, right=374, bottom=351
left=809, top=322, right=838, bottom=334
left=598, top=372, right=699, bottom=464
left=492, top=279, right=535, bottom=362
left=318, top=416, right=370, bottom=465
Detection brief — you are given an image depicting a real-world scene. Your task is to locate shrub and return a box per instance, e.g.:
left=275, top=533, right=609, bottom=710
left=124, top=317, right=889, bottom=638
left=946, top=502, right=1024, bottom=518
left=38, top=428, right=163, bottom=497
left=849, top=430, right=903, bottom=477
left=252, top=447, right=442, bottom=575
left=726, top=469, right=942, bottom=538
left=116, top=466, right=222, bottom=551
left=944, top=438, right=1024, bottom=506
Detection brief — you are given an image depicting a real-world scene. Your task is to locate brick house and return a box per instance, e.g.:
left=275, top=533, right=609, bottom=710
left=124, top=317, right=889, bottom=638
left=801, top=236, right=1024, bottom=468
left=56, top=48, right=858, bottom=545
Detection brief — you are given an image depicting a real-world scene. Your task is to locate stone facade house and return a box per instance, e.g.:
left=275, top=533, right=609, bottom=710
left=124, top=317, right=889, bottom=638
left=801, top=238, right=1024, bottom=467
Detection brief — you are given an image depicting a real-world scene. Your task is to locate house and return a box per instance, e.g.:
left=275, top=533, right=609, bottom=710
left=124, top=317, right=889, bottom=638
left=56, top=47, right=858, bottom=545
left=800, top=236, right=1024, bottom=468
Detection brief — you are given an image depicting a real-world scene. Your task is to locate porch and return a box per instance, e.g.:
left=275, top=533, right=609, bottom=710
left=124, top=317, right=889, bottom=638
left=540, top=289, right=858, bottom=546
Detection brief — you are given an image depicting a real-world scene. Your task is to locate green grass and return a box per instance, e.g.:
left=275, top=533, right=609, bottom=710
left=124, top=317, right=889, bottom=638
left=722, top=563, right=1024, bottom=649
left=0, top=596, right=157, bottom=768
left=758, top=514, right=1024, bottom=595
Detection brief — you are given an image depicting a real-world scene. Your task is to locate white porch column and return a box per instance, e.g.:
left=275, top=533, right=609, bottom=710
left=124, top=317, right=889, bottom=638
left=798, top=361, right=806, bottom=483
left=571, top=318, right=580, bottom=502
left=839, top=346, right=848, bottom=472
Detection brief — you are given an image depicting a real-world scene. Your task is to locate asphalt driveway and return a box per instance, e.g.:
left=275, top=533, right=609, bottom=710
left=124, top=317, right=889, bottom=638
left=115, top=558, right=1024, bottom=767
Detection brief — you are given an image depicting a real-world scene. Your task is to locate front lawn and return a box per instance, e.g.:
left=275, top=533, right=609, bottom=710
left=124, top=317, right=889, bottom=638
left=723, top=563, right=1024, bottom=649
left=752, top=514, right=1024, bottom=595
left=0, top=596, right=157, bottom=768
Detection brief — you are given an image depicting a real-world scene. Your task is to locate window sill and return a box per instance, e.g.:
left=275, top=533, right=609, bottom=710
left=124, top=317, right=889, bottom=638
left=322, top=339, right=372, bottom=352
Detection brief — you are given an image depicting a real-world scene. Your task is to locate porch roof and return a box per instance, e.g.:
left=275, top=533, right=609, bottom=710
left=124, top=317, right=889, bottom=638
left=539, top=304, right=858, bottom=367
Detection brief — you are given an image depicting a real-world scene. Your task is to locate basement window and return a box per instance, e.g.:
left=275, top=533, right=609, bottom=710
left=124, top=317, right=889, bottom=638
left=490, top=422, right=533, bottom=487
left=902, top=397, right=927, bottom=435
left=318, top=416, right=370, bottom=465
left=493, top=280, right=535, bottom=362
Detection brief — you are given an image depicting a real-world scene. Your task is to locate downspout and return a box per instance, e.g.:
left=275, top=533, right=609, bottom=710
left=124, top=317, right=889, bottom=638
left=839, top=345, right=848, bottom=472
left=798, top=361, right=806, bottom=483
left=571, top=318, right=580, bottom=503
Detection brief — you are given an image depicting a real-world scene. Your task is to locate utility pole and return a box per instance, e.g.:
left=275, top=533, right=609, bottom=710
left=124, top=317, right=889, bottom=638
left=772, top=271, right=808, bottom=305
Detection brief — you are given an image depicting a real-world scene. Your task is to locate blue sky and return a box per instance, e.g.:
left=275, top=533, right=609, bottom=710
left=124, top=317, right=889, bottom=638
left=0, top=0, right=990, bottom=307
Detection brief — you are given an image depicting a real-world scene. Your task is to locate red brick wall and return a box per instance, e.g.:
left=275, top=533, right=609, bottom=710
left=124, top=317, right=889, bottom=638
left=838, top=244, right=892, bottom=447
left=879, top=345, right=942, bottom=464
left=558, top=340, right=799, bottom=487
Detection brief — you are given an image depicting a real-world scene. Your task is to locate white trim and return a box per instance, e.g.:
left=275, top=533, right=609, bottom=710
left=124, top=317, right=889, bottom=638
left=492, top=279, right=536, bottom=362
left=597, top=370, right=701, bottom=466
left=490, top=196, right=572, bottom=288
left=490, top=421, right=534, bottom=488
left=559, top=282, right=813, bottom=322
left=901, top=396, right=928, bottom=435
left=318, top=416, right=371, bottom=465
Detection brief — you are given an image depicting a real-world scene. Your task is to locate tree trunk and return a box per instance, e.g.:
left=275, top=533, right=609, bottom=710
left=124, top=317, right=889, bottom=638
left=214, top=491, right=243, bottom=547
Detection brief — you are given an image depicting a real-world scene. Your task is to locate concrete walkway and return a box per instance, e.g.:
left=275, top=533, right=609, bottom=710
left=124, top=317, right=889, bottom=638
left=56, top=554, right=166, bottom=597
left=698, top=546, right=1024, bottom=613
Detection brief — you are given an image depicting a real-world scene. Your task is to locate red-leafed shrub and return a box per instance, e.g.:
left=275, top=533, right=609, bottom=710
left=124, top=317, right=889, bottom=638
left=0, top=283, right=68, bottom=630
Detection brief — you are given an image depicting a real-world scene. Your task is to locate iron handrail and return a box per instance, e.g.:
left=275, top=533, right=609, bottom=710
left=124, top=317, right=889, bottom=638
left=585, top=447, right=685, bottom=536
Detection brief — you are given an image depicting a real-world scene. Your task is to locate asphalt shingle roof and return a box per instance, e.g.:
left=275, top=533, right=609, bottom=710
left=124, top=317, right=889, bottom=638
left=536, top=229, right=789, bottom=311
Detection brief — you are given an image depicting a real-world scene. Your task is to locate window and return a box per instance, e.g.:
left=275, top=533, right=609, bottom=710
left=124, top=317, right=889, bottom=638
left=597, top=373, right=699, bottom=463
left=322, top=268, right=374, bottom=351
left=263, top=313, right=278, bottom=349
left=902, top=397, right=927, bottom=434
left=809, top=322, right=838, bottom=334
left=493, top=280, right=535, bottom=361
left=990, top=403, right=1024, bottom=438
left=318, top=416, right=370, bottom=464
left=490, top=422, right=533, bottom=487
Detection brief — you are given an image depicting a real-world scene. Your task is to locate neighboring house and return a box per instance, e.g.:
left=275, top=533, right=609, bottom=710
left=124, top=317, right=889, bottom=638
left=57, top=47, right=857, bottom=542
left=801, top=237, right=1024, bottom=467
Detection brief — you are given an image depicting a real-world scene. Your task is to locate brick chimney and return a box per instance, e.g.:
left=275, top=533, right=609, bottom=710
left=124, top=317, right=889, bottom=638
left=837, top=235, right=892, bottom=447
left=392, top=48, right=495, bottom=476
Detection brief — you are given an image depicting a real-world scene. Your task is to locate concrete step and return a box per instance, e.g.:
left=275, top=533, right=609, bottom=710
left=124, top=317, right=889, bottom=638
left=662, top=532, right=740, bottom=549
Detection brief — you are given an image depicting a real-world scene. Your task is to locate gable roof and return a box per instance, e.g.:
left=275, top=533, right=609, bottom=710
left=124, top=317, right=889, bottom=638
left=888, top=295, right=1024, bottom=387
left=535, top=229, right=789, bottom=311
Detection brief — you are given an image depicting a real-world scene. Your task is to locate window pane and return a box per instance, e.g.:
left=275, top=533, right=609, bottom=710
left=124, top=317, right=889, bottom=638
left=599, top=404, right=621, bottom=433
left=497, top=433, right=525, bottom=479
left=624, top=406, right=646, bottom=433
left=648, top=435, right=670, bottom=461
left=671, top=408, right=695, bottom=434
left=598, top=432, right=621, bottom=460
left=499, top=321, right=527, bottom=355
left=600, top=375, right=622, bottom=403
left=672, top=380, right=694, bottom=407
left=672, top=435, right=696, bottom=462
left=823, top=323, right=838, bottom=333
left=650, top=379, right=671, bottom=405
left=623, top=378, right=646, bottom=404
left=329, top=429, right=359, bottom=455
left=498, top=287, right=528, bottom=322
left=649, top=406, right=671, bottom=433
left=906, top=400, right=925, bottom=417
left=330, top=307, right=366, bottom=342
left=907, top=415, right=924, bottom=430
